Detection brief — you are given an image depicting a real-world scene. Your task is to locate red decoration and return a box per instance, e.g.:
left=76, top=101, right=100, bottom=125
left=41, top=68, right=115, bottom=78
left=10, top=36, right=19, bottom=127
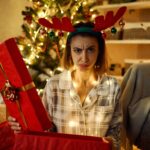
left=39, top=17, right=75, bottom=32
left=0, top=38, right=52, bottom=132
left=58, top=31, right=64, bottom=37
left=24, top=15, right=32, bottom=24
left=0, top=122, right=15, bottom=150
left=13, top=131, right=112, bottom=150
left=94, top=6, right=127, bottom=31
left=0, top=122, right=111, bottom=150
left=0, top=115, right=111, bottom=150
left=38, top=6, right=127, bottom=33
left=1, top=80, right=19, bottom=102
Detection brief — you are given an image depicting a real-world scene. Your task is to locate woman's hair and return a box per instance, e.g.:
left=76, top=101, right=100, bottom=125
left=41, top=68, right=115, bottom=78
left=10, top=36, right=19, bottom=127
left=61, top=22, right=108, bottom=74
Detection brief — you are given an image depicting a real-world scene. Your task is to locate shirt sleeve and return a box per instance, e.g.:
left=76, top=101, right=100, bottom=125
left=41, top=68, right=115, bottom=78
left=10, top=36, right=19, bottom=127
left=106, top=81, right=122, bottom=150
left=42, top=80, right=57, bottom=132
left=42, top=79, right=54, bottom=115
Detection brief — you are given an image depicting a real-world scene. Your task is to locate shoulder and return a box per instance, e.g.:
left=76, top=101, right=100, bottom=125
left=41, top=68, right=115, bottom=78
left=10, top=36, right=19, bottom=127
left=100, top=74, right=121, bottom=92
left=101, top=74, right=120, bottom=85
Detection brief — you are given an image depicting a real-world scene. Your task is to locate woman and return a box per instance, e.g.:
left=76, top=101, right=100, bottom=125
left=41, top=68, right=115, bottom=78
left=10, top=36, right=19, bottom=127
left=8, top=22, right=122, bottom=149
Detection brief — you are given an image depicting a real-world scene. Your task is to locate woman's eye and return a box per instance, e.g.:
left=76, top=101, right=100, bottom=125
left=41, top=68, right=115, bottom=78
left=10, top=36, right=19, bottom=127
left=87, top=47, right=95, bottom=53
left=73, top=48, right=82, bottom=54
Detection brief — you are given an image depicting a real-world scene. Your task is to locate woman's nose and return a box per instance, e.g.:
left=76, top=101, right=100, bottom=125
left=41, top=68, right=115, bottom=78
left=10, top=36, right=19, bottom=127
left=81, top=51, right=88, bottom=62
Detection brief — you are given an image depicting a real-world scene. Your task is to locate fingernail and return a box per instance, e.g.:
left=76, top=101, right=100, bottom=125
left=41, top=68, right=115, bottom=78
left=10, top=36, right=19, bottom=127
left=18, top=127, right=21, bottom=130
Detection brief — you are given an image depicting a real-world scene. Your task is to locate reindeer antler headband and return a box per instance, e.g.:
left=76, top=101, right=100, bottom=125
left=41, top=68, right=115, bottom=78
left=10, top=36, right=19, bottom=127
left=38, top=6, right=127, bottom=38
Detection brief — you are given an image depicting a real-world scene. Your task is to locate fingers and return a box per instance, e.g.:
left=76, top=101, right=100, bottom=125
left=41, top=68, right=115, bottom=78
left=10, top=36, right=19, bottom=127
left=9, top=121, right=21, bottom=131
left=102, top=137, right=110, bottom=143
left=7, top=116, right=22, bottom=133
left=8, top=116, right=16, bottom=122
left=102, top=137, right=116, bottom=150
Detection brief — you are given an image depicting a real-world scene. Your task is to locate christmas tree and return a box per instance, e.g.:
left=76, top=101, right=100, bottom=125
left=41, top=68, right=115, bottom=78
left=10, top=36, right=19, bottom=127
left=16, top=0, right=100, bottom=94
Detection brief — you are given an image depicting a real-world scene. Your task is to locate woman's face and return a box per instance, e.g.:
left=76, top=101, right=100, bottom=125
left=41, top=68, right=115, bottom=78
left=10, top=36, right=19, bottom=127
left=70, top=35, right=99, bottom=72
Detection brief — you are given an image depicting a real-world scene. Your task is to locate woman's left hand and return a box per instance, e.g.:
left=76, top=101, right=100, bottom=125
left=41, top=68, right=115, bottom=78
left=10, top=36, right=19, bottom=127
left=102, top=137, right=116, bottom=150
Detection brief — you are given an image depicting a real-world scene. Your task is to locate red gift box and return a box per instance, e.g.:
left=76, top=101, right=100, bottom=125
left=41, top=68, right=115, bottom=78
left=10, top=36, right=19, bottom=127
left=0, top=121, right=15, bottom=150
left=0, top=38, right=52, bottom=131
left=13, top=132, right=111, bottom=150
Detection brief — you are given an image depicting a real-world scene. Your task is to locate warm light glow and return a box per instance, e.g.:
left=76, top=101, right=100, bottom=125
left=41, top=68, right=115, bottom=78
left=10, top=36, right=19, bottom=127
left=92, top=80, right=99, bottom=86
left=38, top=11, right=46, bottom=18
left=30, top=24, right=34, bottom=28
left=37, top=89, right=43, bottom=95
left=73, top=81, right=78, bottom=89
left=27, top=43, right=31, bottom=47
left=32, top=37, right=35, bottom=41
left=91, top=14, right=97, bottom=20
left=56, top=67, right=63, bottom=72
left=75, top=6, right=78, bottom=11
left=82, top=1, right=87, bottom=6
left=85, top=97, right=91, bottom=103
left=69, top=120, right=79, bottom=127
left=90, top=8, right=94, bottom=12
left=30, top=47, right=34, bottom=52
left=61, top=44, right=65, bottom=49
left=18, top=45, right=24, bottom=51
left=37, top=2, right=40, bottom=5
left=35, top=55, right=39, bottom=58
left=38, top=42, right=44, bottom=46
left=71, top=15, right=74, bottom=20
left=70, top=90, right=75, bottom=97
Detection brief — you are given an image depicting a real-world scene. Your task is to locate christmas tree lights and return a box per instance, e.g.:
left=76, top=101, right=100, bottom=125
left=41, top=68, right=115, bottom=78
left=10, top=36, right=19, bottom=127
left=16, top=0, right=97, bottom=93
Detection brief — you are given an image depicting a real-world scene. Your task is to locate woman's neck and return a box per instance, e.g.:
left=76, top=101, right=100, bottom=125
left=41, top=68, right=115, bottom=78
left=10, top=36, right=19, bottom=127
left=71, top=69, right=99, bottom=104
left=72, top=69, right=98, bottom=87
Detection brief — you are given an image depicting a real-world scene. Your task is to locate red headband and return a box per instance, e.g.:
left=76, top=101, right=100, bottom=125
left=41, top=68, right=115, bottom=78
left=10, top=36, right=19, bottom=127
left=38, top=6, right=127, bottom=32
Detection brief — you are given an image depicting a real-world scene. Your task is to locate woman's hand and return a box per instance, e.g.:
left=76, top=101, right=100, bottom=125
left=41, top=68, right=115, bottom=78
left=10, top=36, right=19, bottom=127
left=7, top=116, right=22, bottom=133
left=102, top=137, right=116, bottom=150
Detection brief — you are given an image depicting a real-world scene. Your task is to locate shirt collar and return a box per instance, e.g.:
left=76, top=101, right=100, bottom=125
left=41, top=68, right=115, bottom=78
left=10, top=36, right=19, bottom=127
left=59, top=70, right=107, bottom=92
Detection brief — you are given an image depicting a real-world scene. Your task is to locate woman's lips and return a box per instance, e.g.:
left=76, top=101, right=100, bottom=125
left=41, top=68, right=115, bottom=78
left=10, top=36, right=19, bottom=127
left=79, top=64, right=89, bottom=68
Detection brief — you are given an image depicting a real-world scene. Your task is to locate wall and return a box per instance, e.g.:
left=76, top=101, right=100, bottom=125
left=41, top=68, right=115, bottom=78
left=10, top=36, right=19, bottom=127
left=106, top=7, right=150, bottom=70
left=107, top=44, right=150, bottom=67
left=0, top=0, right=31, bottom=42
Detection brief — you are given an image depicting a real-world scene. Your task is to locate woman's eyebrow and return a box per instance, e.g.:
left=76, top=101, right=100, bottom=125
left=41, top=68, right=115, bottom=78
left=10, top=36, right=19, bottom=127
left=72, top=45, right=96, bottom=50
left=86, top=45, right=96, bottom=49
left=73, top=47, right=82, bottom=50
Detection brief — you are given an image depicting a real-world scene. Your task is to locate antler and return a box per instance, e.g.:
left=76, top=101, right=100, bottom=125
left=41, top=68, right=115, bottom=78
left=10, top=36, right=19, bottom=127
left=93, top=6, right=127, bottom=31
left=39, top=6, right=127, bottom=33
left=38, top=17, right=75, bottom=32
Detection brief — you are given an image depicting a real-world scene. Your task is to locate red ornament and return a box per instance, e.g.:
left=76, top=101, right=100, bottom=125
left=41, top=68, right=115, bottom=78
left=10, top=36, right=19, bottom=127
left=58, top=31, right=64, bottom=37
left=24, top=15, right=32, bottom=24
left=1, top=80, right=19, bottom=102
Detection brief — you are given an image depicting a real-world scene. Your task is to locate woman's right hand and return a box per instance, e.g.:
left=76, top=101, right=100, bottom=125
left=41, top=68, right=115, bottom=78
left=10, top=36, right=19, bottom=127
left=7, top=116, right=22, bottom=133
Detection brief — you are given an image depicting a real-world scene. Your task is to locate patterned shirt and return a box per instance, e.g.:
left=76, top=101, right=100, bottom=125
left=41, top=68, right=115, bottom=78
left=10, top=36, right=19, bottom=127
left=42, top=70, right=122, bottom=149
